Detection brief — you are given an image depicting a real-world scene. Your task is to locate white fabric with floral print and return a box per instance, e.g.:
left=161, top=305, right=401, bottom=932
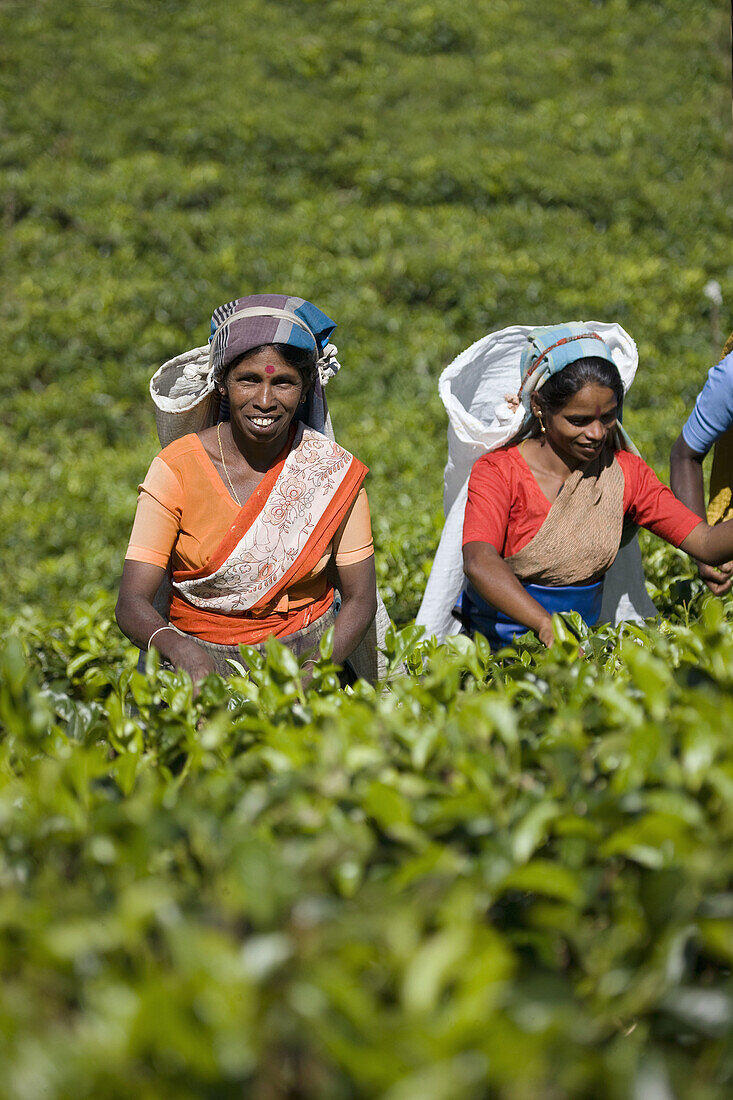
left=173, top=424, right=355, bottom=613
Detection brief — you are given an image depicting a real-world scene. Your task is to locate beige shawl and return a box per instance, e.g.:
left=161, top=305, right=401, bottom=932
left=508, top=447, right=625, bottom=586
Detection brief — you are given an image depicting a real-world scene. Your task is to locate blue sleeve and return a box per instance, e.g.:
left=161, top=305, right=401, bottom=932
left=681, top=353, right=733, bottom=456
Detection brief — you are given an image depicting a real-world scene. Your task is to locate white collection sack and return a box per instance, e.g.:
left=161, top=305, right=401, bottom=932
left=416, top=322, right=657, bottom=642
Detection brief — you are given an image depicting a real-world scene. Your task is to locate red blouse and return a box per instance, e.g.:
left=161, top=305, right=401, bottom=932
left=463, top=445, right=701, bottom=556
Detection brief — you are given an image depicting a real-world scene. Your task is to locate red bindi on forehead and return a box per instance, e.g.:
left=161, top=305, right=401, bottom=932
left=265, top=364, right=276, bottom=375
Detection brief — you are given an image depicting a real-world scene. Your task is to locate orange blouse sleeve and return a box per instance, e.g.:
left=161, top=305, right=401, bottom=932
left=125, top=456, right=184, bottom=568
left=333, top=488, right=374, bottom=567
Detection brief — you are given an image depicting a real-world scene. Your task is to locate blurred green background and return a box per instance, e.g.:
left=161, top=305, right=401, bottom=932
left=1, top=0, right=731, bottom=626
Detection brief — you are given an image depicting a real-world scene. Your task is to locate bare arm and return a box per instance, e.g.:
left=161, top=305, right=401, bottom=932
left=680, top=518, right=733, bottom=571
left=116, top=560, right=216, bottom=686
left=670, top=433, right=707, bottom=517
left=463, top=541, right=555, bottom=647
left=670, top=434, right=733, bottom=594
left=328, top=555, right=378, bottom=669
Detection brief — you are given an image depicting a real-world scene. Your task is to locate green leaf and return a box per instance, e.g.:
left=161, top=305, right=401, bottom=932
left=511, top=800, right=561, bottom=864
left=500, top=860, right=585, bottom=906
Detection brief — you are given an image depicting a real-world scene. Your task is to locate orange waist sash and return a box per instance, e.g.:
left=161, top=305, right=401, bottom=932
left=169, top=585, right=335, bottom=644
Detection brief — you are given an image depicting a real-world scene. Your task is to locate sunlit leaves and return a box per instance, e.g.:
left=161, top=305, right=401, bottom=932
left=1, top=599, right=733, bottom=1096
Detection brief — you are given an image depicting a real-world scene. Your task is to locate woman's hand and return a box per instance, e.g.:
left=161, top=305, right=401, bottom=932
left=537, top=615, right=555, bottom=648
left=697, top=560, right=733, bottom=595
left=162, top=633, right=217, bottom=688
left=463, top=541, right=556, bottom=646
left=116, top=560, right=217, bottom=692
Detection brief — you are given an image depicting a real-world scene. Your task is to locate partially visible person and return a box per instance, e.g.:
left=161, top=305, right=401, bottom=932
left=670, top=333, right=733, bottom=595
left=116, top=294, right=377, bottom=686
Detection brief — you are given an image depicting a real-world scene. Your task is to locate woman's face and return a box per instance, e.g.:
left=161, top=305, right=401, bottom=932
left=221, top=347, right=304, bottom=446
left=536, top=382, right=619, bottom=465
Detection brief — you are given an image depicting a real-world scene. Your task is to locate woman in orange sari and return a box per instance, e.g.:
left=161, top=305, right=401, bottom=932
left=116, top=295, right=377, bottom=685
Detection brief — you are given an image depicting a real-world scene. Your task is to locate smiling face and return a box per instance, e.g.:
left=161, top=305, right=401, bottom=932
left=219, top=346, right=305, bottom=447
left=533, top=382, right=619, bottom=466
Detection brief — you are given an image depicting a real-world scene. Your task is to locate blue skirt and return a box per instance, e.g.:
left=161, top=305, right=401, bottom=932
left=456, top=579, right=604, bottom=649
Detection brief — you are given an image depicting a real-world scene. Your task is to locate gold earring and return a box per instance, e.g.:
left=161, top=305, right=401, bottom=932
left=537, top=411, right=546, bottom=434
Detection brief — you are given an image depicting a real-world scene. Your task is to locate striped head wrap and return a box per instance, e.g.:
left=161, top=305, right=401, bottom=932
left=209, top=293, right=340, bottom=386
left=515, top=323, right=618, bottom=417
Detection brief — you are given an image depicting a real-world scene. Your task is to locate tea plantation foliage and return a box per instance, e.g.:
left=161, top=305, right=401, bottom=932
left=2, top=0, right=733, bottom=1095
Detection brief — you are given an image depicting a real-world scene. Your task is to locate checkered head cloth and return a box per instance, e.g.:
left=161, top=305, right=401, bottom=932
left=209, top=293, right=337, bottom=381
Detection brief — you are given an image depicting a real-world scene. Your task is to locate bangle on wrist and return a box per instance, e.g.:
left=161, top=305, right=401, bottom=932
left=147, top=625, right=177, bottom=650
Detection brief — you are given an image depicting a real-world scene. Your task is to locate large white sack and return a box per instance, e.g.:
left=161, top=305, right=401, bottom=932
left=417, top=322, right=657, bottom=641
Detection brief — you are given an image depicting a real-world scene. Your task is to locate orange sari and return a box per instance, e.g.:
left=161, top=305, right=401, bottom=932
left=169, top=423, right=367, bottom=643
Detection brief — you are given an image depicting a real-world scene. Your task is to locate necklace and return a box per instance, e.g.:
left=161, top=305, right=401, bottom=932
left=217, top=423, right=241, bottom=506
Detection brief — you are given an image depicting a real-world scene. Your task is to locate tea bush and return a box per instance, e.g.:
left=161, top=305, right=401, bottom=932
left=3, top=0, right=733, bottom=1094
left=2, top=589, right=733, bottom=1098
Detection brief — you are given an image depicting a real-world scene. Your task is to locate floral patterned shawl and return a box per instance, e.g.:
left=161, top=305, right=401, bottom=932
left=171, top=423, right=367, bottom=616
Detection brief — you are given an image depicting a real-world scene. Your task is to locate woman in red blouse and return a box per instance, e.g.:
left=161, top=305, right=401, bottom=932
left=461, top=324, right=733, bottom=648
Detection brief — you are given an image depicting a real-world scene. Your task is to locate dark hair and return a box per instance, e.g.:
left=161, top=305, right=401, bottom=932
left=226, top=342, right=318, bottom=392
left=528, top=356, right=624, bottom=437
